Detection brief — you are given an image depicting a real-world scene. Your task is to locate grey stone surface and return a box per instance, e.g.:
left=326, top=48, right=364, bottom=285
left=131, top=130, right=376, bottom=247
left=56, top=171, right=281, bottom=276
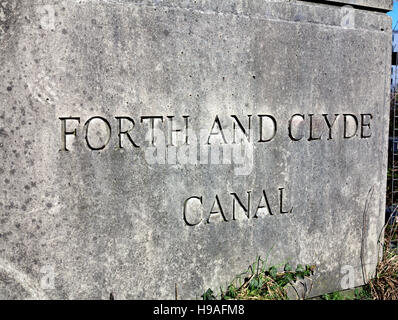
left=312, top=0, right=393, bottom=11
left=0, top=0, right=392, bottom=299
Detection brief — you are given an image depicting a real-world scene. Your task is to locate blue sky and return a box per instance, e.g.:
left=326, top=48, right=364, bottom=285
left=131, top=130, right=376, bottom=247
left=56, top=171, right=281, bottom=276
left=388, top=1, right=398, bottom=30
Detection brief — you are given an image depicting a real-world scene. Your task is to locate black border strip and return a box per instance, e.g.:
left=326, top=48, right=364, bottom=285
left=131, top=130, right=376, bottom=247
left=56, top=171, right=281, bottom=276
left=298, top=0, right=392, bottom=13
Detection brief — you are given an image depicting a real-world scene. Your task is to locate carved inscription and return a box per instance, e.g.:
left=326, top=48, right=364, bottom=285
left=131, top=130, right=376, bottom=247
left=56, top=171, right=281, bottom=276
left=183, top=188, right=293, bottom=227
left=58, top=112, right=374, bottom=226
left=59, top=113, right=373, bottom=151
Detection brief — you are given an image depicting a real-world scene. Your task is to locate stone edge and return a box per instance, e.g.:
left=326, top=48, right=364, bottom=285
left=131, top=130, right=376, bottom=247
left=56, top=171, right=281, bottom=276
left=299, top=0, right=393, bottom=12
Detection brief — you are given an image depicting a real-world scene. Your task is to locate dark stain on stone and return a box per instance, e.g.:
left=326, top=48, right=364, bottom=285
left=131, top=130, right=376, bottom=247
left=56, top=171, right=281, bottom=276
left=46, top=202, right=53, bottom=209
left=6, top=86, right=12, bottom=92
left=163, top=29, right=169, bottom=36
left=62, top=29, right=68, bottom=35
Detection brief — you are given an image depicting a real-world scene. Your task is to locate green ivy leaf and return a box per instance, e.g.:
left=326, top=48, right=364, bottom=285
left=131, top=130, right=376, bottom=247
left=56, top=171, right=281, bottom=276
left=202, top=288, right=216, bottom=300
left=269, top=266, right=277, bottom=279
left=226, top=285, right=237, bottom=298
left=285, top=272, right=294, bottom=283
left=284, top=263, right=292, bottom=272
left=295, top=264, right=305, bottom=273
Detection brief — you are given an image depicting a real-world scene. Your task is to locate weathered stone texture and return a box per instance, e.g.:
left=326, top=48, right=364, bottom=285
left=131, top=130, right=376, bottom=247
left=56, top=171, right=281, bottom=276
left=0, top=0, right=392, bottom=299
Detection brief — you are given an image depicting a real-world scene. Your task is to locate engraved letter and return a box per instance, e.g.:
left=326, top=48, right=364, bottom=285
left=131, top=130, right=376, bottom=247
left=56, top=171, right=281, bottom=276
left=343, top=114, right=358, bottom=139
left=323, top=114, right=339, bottom=140
left=279, top=187, right=293, bottom=214
left=231, top=192, right=251, bottom=220
left=288, top=114, right=305, bottom=141
left=115, top=116, right=140, bottom=149
left=167, top=116, right=189, bottom=146
left=253, top=190, right=273, bottom=218
left=258, top=115, right=277, bottom=142
left=183, top=196, right=203, bottom=226
left=59, top=117, right=80, bottom=151
left=231, top=115, right=252, bottom=143
left=308, top=114, right=322, bottom=141
left=207, top=195, right=228, bottom=223
left=141, top=116, right=164, bottom=146
left=207, top=116, right=228, bottom=144
left=84, top=116, right=112, bottom=150
left=360, top=114, right=373, bottom=139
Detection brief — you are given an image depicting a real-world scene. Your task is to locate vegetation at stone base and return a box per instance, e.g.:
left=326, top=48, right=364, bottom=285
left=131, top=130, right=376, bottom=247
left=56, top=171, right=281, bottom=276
left=321, top=217, right=398, bottom=301
left=367, top=220, right=398, bottom=300
left=320, top=287, right=373, bottom=301
left=321, top=291, right=345, bottom=301
left=202, top=219, right=398, bottom=301
left=201, top=257, right=315, bottom=300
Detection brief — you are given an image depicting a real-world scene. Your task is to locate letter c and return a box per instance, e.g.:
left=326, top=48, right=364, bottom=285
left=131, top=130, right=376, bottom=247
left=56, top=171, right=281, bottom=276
left=288, top=114, right=305, bottom=141
left=183, top=196, right=203, bottom=226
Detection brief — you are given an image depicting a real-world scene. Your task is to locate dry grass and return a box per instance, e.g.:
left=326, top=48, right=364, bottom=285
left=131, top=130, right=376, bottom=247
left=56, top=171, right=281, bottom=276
left=233, top=273, right=288, bottom=300
left=368, top=220, right=398, bottom=300
left=218, top=260, right=315, bottom=300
